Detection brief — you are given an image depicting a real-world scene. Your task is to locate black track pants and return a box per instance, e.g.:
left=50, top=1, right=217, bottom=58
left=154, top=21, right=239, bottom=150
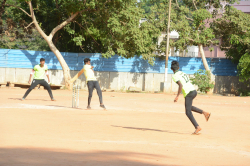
left=87, top=81, right=103, bottom=106
left=185, top=90, right=203, bottom=128
left=22, top=79, right=54, bottom=99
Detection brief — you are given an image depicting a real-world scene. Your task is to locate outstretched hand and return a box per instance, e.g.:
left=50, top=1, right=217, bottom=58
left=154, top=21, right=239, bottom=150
left=174, top=96, right=179, bottom=102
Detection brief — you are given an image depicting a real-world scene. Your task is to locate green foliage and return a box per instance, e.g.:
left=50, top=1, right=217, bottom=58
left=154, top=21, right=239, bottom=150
left=237, top=88, right=250, bottom=97
left=2, top=0, right=160, bottom=63
left=140, top=0, right=156, bottom=15
left=0, top=18, right=49, bottom=50
left=66, top=0, right=161, bottom=62
left=238, top=53, right=250, bottom=83
left=190, top=69, right=214, bottom=93
left=146, top=0, right=237, bottom=55
left=0, top=0, right=49, bottom=50
left=192, top=9, right=211, bottom=27
left=72, top=35, right=85, bottom=46
left=212, top=6, right=250, bottom=84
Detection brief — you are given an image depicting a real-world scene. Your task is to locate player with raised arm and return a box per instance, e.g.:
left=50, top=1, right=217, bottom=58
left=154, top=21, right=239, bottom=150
left=171, top=61, right=211, bottom=135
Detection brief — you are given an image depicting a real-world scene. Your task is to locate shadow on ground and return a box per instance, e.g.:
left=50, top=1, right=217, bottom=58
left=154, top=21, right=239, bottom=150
left=0, top=148, right=176, bottom=166
left=8, top=98, right=50, bottom=101
left=112, top=125, right=187, bottom=135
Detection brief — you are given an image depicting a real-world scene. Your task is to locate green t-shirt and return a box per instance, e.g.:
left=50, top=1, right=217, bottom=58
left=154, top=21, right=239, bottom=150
left=172, top=71, right=195, bottom=97
left=33, top=64, right=48, bottom=80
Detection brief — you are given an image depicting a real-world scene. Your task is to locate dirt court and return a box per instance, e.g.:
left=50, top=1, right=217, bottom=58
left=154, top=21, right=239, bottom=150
left=0, top=88, right=250, bottom=166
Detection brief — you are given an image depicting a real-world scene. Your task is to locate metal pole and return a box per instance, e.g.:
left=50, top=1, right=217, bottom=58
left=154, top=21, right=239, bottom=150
left=165, top=0, right=171, bottom=82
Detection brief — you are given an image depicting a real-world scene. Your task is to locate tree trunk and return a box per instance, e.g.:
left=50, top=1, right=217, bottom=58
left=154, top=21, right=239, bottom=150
left=198, top=44, right=210, bottom=71
left=198, top=44, right=215, bottom=92
left=47, top=39, right=72, bottom=89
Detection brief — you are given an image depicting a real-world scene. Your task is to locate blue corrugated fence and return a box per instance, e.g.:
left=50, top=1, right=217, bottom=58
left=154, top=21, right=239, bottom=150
left=0, top=49, right=238, bottom=76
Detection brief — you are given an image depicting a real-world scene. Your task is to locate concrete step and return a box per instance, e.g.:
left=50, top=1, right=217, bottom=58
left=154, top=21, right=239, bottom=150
left=6, top=82, right=63, bottom=90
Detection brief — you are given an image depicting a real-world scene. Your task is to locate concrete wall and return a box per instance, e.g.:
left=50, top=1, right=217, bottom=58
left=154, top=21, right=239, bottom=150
left=1, top=67, right=249, bottom=94
left=214, top=76, right=250, bottom=94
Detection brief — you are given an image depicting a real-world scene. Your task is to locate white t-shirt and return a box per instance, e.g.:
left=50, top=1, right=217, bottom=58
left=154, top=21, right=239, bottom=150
left=172, top=71, right=195, bottom=97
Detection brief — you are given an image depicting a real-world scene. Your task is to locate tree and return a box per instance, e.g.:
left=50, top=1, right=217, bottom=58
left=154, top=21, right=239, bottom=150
left=0, top=0, right=7, bottom=35
left=212, top=6, right=250, bottom=84
left=4, top=0, right=160, bottom=89
left=140, top=0, right=155, bottom=15
left=0, top=20, right=49, bottom=50
left=148, top=0, right=237, bottom=83
left=0, top=0, right=49, bottom=50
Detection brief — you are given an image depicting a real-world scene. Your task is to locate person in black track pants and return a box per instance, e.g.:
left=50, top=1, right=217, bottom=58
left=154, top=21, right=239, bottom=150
left=83, top=58, right=106, bottom=110
left=22, top=58, right=55, bottom=101
left=171, top=60, right=211, bottom=134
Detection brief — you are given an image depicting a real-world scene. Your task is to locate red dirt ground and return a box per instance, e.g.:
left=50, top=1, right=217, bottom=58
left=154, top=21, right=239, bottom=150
left=0, top=88, right=250, bottom=166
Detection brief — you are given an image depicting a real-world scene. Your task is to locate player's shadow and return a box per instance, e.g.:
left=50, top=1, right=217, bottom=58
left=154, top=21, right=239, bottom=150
left=8, top=98, right=23, bottom=101
left=112, top=125, right=187, bottom=135
left=8, top=98, right=50, bottom=101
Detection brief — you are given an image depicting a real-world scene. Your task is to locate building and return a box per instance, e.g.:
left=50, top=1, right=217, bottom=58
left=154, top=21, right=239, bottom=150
left=233, top=0, right=250, bottom=14
left=156, top=31, right=199, bottom=57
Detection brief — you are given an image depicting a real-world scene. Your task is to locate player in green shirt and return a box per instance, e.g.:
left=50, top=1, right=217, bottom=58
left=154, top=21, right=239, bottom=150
left=22, top=58, right=55, bottom=101
left=171, top=61, right=211, bottom=135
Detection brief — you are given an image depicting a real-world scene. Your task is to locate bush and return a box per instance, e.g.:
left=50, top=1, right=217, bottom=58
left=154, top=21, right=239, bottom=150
left=190, top=69, right=214, bottom=93
left=237, top=88, right=250, bottom=96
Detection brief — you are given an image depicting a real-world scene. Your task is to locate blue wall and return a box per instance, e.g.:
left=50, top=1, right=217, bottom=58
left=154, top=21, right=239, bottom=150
left=0, top=49, right=238, bottom=76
